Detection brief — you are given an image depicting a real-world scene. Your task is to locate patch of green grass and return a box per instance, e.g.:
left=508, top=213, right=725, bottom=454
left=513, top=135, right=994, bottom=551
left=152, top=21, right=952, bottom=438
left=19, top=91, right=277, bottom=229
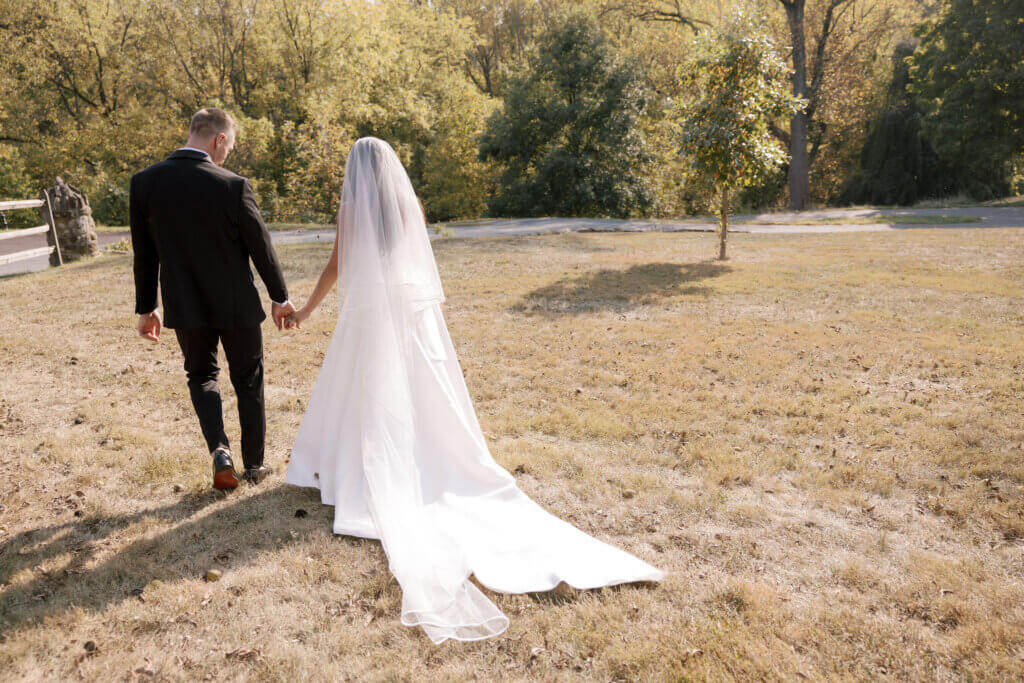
left=266, top=221, right=333, bottom=232
left=986, top=195, right=1024, bottom=208
left=743, top=214, right=982, bottom=226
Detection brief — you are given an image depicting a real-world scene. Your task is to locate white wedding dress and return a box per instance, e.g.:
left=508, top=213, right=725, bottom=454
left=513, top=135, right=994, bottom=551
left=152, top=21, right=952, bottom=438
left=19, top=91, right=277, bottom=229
left=286, top=137, right=663, bottom=644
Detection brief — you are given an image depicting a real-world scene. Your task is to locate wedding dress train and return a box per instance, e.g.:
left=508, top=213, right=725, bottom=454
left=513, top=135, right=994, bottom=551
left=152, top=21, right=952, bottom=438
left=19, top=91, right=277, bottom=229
left=285, top=137, right=663, bottom=643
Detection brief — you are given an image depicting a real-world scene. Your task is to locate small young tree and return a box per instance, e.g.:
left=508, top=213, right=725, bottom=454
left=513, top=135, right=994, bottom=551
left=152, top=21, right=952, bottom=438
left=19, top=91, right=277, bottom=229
left=676, top=12, right=805, bottom=260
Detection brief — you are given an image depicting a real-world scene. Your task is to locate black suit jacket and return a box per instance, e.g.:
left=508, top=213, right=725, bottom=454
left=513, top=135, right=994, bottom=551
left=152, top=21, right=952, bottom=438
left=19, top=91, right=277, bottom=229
left=129, top=149, right=288, bottom=329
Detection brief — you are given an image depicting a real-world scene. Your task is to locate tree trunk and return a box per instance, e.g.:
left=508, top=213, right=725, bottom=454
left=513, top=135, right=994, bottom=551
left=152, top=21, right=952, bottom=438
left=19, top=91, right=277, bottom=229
left=783, top=0, right=811, bottom=211
left=718, top=187, right=729, bottom=260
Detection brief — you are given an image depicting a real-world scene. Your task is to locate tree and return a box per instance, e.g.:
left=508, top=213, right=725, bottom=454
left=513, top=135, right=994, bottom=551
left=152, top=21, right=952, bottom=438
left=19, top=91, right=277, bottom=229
left=910, top=0, right=1024, bottom=200
left=676, top=10, right=804, bottom=259
left=0, top=145, right=34, bottom=200
left=610, top=1, right=922, bottom=210
left=837, top=42, right=952, bottom=206
left=438, top=0, right=551, bottom=97
left=479, top=12, right=654, bottom=218
left=771, top=0, right=852, bottom=210
left=0, top=0, right=494, bottom=223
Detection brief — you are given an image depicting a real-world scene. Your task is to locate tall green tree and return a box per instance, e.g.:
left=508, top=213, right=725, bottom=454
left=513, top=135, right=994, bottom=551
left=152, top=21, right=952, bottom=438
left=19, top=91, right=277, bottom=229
left=910, top=0, right=1024, bottom=200
left=838, top=42, right=952, bottom=206
left=676, top=10, right=804, bottom=259
left=479, top=12, right=654, bottom=217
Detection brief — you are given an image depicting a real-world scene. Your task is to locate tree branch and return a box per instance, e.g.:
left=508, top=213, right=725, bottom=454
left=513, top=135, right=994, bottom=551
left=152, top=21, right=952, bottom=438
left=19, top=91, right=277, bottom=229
left=809, top=121, right=828, bottom=162
left=770, top=123, right=791, bottom=147
left=602, top=2, right=709, bottom=32
left=806, top=0, right=854, bottom=122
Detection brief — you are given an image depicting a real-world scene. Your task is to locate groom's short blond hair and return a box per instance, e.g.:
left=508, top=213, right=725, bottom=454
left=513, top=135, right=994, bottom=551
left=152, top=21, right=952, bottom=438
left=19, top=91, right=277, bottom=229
left=189, top=108, right=237, bottom=139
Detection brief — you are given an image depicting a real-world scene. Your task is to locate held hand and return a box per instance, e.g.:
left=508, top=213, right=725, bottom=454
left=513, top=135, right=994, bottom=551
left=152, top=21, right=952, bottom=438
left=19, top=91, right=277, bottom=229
left=272, top=301, right=297, bottom=331
left=138, top=311, right=162, bottom=343
left=284, top=306, right=310, bottom=330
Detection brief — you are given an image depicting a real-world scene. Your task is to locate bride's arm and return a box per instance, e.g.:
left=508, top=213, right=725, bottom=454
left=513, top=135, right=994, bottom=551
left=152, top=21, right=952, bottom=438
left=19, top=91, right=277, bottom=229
left=287, top=219, right=341, bottom=327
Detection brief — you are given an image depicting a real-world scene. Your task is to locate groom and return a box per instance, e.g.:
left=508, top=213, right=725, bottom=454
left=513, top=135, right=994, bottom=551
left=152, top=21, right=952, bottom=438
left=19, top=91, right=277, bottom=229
left=130, top=107, right=295, bottom=490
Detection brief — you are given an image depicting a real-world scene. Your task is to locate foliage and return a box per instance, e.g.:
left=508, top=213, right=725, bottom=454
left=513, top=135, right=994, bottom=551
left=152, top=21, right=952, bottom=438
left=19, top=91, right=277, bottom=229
left=675, top=10, right=804, bottom=255
left=744, top=0, right=929, bottom=207
left=92, top=181, right=131, bottom=226
left=479, top=12, right=654, bottom=218
left=837, top=43, right=951, bottom=206
left=437, top=0, right=551, bottom=97
left=0, top=0, right=1011, bottom=222
left=0, top=0, right=491, bottom=224
left=910, top=0, right=1024, bottom=200
left=103, top=236, right=132, bottom=253
left=0, top=144, right=35, bottom=201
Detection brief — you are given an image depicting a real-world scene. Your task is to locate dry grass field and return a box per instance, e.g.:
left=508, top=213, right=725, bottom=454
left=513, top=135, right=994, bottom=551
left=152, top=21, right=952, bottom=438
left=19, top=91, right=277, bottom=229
left=1, top=228, right=1023, bottom=681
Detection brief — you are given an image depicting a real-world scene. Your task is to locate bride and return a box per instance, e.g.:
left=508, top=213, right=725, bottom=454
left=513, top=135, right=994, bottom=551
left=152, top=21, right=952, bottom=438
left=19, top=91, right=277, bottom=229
left=283, top=137, right=663, bottom=643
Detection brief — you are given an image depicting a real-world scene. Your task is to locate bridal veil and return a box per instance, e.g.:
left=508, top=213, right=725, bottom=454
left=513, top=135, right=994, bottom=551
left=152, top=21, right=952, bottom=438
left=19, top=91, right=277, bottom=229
left=286, top=137, right=663, bottom=643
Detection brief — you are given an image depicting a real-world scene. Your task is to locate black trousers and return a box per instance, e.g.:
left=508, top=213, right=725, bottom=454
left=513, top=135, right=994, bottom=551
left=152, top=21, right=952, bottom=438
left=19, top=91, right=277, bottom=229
left=174, top=326, right=265, bottom=468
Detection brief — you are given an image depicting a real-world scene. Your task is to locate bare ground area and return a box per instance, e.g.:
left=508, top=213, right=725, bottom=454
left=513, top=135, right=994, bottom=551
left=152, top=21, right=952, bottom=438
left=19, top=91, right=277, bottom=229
left=1, top=229, right=1023, bottom=681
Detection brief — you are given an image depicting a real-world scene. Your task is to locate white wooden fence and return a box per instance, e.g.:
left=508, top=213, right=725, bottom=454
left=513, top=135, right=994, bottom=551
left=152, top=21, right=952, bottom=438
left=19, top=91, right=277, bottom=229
left=0, top=196, right=62, bottom=267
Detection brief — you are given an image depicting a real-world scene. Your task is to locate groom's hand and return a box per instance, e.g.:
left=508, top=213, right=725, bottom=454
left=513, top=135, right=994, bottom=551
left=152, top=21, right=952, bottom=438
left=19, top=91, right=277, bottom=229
left=272, top=301, right=297, bottom=331
left=138, top=311, right=161, bottom=342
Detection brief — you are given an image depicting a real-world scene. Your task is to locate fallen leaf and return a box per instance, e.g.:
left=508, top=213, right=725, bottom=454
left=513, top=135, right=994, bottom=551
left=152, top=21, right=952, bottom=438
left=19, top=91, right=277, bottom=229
left=225, top=648, right=262, bottom=661
left=134, top=659, right=157, bottom=676
left=552, top=582, right=575, bottom=598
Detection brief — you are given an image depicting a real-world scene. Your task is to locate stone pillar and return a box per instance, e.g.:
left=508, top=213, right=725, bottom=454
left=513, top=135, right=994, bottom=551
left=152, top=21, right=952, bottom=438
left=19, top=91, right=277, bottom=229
left=40, top=177, right=99, bottom=265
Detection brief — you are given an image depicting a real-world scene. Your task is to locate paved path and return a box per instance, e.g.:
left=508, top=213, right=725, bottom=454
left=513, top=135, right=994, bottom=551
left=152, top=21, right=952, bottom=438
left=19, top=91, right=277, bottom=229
left=273, top=206, right=1024, bottom=244
left=729, top=205, right=1024, bottom=231
left=3, top=206, right=1021, bottom=278
left=437, top=206, right=1024, bottom=236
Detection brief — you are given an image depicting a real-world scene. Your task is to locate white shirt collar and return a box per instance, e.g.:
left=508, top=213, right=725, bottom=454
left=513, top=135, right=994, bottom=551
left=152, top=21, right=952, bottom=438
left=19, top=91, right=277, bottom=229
left=178, top=146, right=211, bottom=158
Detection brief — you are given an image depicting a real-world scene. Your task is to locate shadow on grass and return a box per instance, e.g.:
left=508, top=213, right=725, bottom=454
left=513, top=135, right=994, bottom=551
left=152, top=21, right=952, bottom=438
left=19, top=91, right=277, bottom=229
left=0, top=484, right=359, bottom=637
left=513, top=261, right=730, bottom=316
left=1, top=480, right=664, bottom=638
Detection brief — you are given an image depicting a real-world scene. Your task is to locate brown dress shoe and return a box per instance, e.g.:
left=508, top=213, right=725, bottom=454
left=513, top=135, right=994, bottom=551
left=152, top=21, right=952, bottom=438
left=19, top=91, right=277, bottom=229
left=212, top=448, right=239, bottom=490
